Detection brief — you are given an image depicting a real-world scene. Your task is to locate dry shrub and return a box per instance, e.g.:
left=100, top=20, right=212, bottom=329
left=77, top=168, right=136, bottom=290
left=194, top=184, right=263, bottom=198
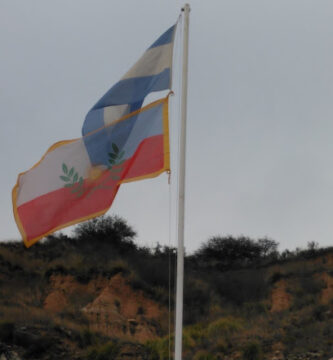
left=207, top=316, right=244, bottom=338
left=183, top=324, right=206, bottom=349
left=193, top=350, right=217, bottom=360
left=144, top=337, right=171, bottom=360
left=106, top=259, right=131, bottom=277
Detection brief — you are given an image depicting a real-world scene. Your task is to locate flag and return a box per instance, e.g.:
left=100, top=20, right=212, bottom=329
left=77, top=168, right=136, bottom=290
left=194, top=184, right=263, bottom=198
left=82, top=24, right=176, bottom=136
left=13, top=97, right=170, bottom=247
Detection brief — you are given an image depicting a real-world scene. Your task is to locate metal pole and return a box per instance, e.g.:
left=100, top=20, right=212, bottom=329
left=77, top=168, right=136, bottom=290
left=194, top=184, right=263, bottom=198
left=174, top=4, right=190, bottom=360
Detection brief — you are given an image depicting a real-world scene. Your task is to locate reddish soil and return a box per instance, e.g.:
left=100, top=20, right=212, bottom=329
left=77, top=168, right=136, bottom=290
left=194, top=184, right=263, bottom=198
left=270, top=280, right=292, bottom=312
left=321, top=273, right=333, bottom=304
left=43, top=273, right=166, bottom=342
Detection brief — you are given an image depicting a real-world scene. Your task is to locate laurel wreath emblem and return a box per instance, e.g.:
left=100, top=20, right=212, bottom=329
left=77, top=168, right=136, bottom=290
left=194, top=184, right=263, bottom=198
left=60, top=143, right=125, bottom=198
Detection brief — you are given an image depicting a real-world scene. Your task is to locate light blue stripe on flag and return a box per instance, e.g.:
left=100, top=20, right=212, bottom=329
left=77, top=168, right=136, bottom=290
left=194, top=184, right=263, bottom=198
left=91, top=69, right=170, bottom=109
left=149, top=26, right=176, bottom=48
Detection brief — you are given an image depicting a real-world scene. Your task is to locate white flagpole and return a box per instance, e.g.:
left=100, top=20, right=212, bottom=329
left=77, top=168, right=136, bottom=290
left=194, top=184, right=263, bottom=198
left=174, top=4, right=190, bottom=360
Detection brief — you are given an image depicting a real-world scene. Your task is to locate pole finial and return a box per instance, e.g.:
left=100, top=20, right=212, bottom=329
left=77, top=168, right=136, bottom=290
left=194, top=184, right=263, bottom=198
left=181, top=3, right=191, bottom=12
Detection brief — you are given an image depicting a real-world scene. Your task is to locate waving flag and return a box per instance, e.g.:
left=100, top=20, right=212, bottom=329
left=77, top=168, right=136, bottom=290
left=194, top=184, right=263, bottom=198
left=13, top=97, right=170, bottom=247
left=82, top=24, right=176, bottom=136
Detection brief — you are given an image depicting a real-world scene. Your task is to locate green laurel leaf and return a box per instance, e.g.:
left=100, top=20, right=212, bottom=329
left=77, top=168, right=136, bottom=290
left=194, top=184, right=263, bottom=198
left=62, top=163, right=68, bottom=174
left=73, top=173, right=78, bottom=183
left=112, top=143, right=119, bottom=153
left=64, top=183, right=73, bottom=188
left=60, top=175, right=70, bottom=182
left=68, top=167, right=74, bottom=177
left=108, top=153, right=117, bottom=159
left=118, top=151, right=125, bottom=159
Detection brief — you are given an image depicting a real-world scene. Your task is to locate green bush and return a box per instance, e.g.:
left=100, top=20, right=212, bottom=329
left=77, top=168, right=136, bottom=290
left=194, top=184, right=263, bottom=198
left=242, top=302, right=267, bottom=317
left=292, top=294, right=316, bottom=310
left=214, top=269, right=267, bottom=305
left=312, top=304, right=329, bottom=321
left=195, top=236, right=278, bottom=269
left=86, top=341, right=120, bottom=360
left=77, top=329, right=98, bottom=348
left=207, top=317, right=243, bottom=338
left=299, top=276, right=325, bottom=295
left=128, top=273, right=152, bottom=295
left=132, top=253, right=175, bottom=290
left=107, top=259, right=131, bottom=277
left=183, top=324, right=206, bottom=349
left=269, top=271, right=284, bottom=284
left=183, top=278, right=211, bottom=324
left=142, top=343, right=160, bottom=360
left=74, top=215, right=136, bottom=248
left=144, top=338, right=171, bottom=360
left=242, top=342, right=262, bottom=360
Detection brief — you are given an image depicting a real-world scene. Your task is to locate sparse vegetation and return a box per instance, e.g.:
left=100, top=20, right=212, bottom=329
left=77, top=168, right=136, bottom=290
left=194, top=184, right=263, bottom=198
left=0, top=215, right=332, bottom=359
left=242, top=342, right=262, bottom=360
left=86, top=341, right=120, bottom=360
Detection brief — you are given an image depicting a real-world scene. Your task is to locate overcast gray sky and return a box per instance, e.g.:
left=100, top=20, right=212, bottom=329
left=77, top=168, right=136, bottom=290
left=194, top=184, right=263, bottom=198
left=1, top=0, right=333, bottom=253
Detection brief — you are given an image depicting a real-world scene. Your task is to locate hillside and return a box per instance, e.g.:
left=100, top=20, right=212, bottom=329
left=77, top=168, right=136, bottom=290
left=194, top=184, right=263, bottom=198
left=0, top=216, right=332, bottom=360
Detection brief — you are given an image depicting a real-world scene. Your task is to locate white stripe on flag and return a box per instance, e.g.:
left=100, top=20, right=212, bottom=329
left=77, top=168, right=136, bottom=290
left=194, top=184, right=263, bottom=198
left=121, top=43, right=173, bottom=80
left=16, top=139, right=91, bottom=206
left=104, top=104, right=130, bottom=126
